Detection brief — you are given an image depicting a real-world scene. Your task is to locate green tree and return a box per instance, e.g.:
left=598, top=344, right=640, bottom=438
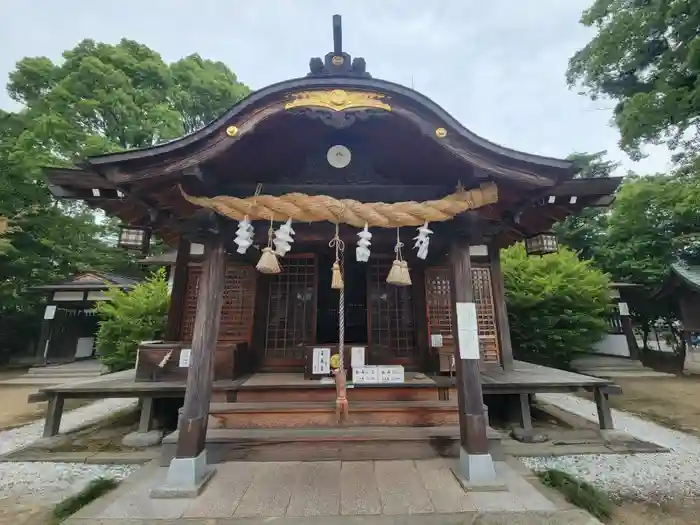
left=593, top=173, right=700, bottom=349
left=95, top=269, right=169, bottom=372
left=555, top=152, right=618, bottom=260
left=502, top=244, right=611, bottom=369
left=0, top=39, right=251, bottom=361
left=567, top=0, right=700, bottom=162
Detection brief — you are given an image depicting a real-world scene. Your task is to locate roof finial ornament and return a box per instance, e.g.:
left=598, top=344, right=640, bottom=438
left=308, top=15, right=371, bottom=78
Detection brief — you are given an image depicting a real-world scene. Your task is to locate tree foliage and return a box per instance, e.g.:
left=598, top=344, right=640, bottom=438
left=502, top=244, right=611, bottom=369
left=95, top=269, right=169, bottom=372
left=567, top=0, right=700, bottom=162
left=0, top=39, right=250, bottom=361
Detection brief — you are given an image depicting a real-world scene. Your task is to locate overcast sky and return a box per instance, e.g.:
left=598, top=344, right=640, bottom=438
left=0, top=0, right=672, bottom=175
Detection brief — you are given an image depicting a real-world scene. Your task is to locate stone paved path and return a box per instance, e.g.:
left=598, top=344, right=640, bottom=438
left=64, top=458, right=604, bottom=523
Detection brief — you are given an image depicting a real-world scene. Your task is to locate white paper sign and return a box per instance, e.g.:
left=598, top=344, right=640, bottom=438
left=178, top=349, right=191, bottom=368
left=44, top=305, right=57, bottom=320
left=351, top=347, right=365, bottom=368
left=618, top=302, right=630, bottom=316
left=430, top=334, right=444, bottom=348
left=312, top=347, right=331, bottom=375
left=456, top=302, right=480, bottom=360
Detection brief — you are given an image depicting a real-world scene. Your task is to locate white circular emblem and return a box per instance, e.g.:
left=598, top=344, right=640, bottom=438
left=327, top=145, right=352, bottom=169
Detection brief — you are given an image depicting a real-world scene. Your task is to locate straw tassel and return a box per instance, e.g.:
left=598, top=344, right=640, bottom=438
left=387, top=228, right=412, bottom=286
left=331, top=261, right=344, bottom=289
left=329, top=223, right=345, bottom=289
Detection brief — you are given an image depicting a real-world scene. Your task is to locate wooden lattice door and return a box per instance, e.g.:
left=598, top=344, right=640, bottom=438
left=424, top=265, right=500, bottom=364
left=180, top=262, right=257, bottom=346
left=367, top=259, right=418, bottom=364
left=264, top=255, right=317, bottom=367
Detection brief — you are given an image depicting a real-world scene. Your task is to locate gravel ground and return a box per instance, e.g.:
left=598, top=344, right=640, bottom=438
left=521, top=393, right=700, bottom=502
left=0, top=397, right=137, bottom=456
left=0, top=462, right=139, bottom=504
left=0, top=397, right=140, bottom=509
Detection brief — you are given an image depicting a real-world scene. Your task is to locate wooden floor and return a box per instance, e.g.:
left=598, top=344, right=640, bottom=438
left=37, top=360, right=612, bottom=399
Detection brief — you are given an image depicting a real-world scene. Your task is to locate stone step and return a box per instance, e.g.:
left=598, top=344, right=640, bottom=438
left=161, top=425, right=504, bottom=464
left=209, top=400, right=460, bottom=429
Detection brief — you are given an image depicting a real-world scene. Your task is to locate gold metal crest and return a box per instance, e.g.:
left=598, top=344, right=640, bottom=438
left=435, top=127, right=447, bottom=138
left=284, top=89, right=391, bottom=112
left=225, top=125, right=239, bottom=137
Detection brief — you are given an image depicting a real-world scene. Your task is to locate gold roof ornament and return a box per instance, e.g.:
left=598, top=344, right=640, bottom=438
left=284, top=89, right=391, bottom=112
left=180, top=183, right=498, bottom=229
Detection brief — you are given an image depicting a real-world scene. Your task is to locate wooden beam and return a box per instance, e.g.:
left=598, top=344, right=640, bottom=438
left=220, top=184, right=456, bottom=201
left=488, top=242, right=514, bottom=371
left=164, top=238, right=191, bottom=341
left=175, top=237, right=226, bottom=458
left=449, top=237, right=490, bottom=456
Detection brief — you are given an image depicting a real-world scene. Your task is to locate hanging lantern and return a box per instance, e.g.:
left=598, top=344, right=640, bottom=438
left=234, top=216, right=254, bottom=254
left=118, top=225, right=150, bottom=253
left=273, top=218, right=295, bottom=257
left=256, top=219, right=282, bottom=274
left=387, top=228, right=412, bottom=286
left=356, top=223, right=372, bottom=262
left=524, top=231, right=559, bottom=256
left=413, top=221, right=433, bottom=260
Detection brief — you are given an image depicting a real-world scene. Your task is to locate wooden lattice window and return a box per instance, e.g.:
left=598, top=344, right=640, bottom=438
left=368, top=259, right=417, bottom=358
left=424, top=265, right=501, bottom=364
left=180, top=263, right=257, bottom=345
left=264, top=255, right=316, bottom=360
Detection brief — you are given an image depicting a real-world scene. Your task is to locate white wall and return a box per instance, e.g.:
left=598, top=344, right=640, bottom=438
left=592, top=334, right=631, bottom=358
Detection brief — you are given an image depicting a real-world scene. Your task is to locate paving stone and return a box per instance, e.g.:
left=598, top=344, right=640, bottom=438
left=286, top=461, right=341, bottom=516
left=233, top=461, right=299, bottom=518
left=182, top=461, right=259, bottom=518
left=339, top=460, right=382, bottom=516
left=467, top=491, right=527, bottom=512
left=415, top=458, right=476, bottom=513
left=493, top=462, right=556, bottom=511
left=97, top=467, right=190, bottom=519
left=374, top=460, right=434, bottom=515
left=473, top=509, right=602, bottom=524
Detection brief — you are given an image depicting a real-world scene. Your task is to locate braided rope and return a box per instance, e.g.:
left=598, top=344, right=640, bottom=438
left=329, top=225, right=346, bottom=372
left=180, top=183, right=498, bottom=228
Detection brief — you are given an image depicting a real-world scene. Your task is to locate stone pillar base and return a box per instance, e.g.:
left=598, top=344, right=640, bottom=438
left=150, top=450, right=216, bottom=499
left=451, top=447, right=505, bottom=492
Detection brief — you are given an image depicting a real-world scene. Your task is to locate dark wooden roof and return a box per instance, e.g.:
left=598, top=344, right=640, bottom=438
left=42, top=15, right=621, bottom=248
left=31, top=272, right=139, bottom=292
left=656, top=262, right=700, bottom=298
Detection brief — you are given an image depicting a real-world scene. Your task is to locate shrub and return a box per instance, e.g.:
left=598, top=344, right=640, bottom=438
left=52, top=477, right=120, bottom=523
left=536, top=469, right=615, bottom=522
left=502, top=244, right=610, bottom=369
left=95, top=268, right=169, bottom=372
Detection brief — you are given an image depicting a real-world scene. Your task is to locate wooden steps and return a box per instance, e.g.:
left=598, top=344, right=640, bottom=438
left=161, top=425, right=504, bottom=463
left=236, top=385, right=441, bottom=403
left=209, top=400, right=460, bottom=429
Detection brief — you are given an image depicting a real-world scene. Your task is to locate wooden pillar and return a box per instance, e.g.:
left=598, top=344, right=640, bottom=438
left=449, top=237, right=497, bottom=485
left=618, top=304, right=639, bottom=360
left=164, top=238, right=191, bottom=342
left=594, top=387, right=614, bottom=430
left=488, top=242, right=514, bottom=371
left=174, top=237, right=226, bottom=459
left=42, top=395, right=65, bottom=437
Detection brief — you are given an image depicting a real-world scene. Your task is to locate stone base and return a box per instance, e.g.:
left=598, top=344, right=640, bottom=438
left=31, top=435, right=71, bottom=450
left=511, top=427, right=549, bottom=443
left=150, top=450, right=216, bottom=499
left=122, top=430, right=163, bottom=448
left=451, top=448, right=506, bottom=492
